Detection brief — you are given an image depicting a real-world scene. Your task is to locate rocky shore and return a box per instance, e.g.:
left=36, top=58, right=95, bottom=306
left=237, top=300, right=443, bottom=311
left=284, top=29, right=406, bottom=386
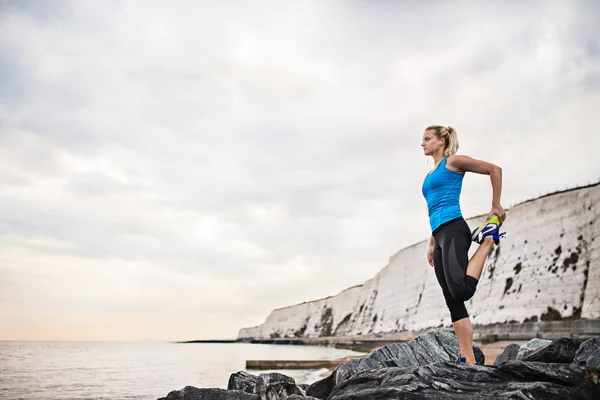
left=158, top=328, right=600, bottom=399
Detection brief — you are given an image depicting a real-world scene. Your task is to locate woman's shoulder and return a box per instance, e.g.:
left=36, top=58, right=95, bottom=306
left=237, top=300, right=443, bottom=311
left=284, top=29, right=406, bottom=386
left=445, top=154, right=469, bottom=173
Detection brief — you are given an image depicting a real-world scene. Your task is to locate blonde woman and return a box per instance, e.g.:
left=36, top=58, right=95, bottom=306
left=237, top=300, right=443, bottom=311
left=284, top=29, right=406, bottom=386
left=421, top=125, right=506, bottom=365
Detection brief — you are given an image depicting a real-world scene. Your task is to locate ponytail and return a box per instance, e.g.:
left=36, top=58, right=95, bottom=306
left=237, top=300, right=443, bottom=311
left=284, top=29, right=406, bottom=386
left=444, top=126, right=459, bottom=156
left=425, top=125, right=459, bottom=156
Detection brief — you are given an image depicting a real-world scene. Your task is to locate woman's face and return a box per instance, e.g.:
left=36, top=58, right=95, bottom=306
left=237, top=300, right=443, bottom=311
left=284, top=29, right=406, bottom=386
left=421, top=129, right=441, bottom=156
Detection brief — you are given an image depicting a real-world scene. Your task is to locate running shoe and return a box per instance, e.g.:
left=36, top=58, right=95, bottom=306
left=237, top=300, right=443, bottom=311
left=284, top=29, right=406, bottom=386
left=457, top=356, right=479, bottom=365
left=471, top=215, right=505, bottom=245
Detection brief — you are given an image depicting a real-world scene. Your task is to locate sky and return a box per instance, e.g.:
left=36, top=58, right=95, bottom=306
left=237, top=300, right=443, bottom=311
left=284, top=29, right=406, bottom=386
left=1, top=0, right=599, bottom=341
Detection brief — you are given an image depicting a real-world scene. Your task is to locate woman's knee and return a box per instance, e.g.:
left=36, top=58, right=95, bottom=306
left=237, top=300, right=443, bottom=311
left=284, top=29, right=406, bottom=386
left=448, top=276, right=479, bottom=302
left=448, top=287, right=474, bottom=302
left=464, top=275, right=479, bottom=298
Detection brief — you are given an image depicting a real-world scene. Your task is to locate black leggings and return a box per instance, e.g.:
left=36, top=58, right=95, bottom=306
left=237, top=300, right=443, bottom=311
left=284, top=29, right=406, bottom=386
left=433, top=218, right=478, bottom=322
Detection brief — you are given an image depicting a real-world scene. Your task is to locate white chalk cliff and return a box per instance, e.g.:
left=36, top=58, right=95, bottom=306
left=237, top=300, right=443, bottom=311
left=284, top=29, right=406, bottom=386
left=238, top=184, right=600, bottom=339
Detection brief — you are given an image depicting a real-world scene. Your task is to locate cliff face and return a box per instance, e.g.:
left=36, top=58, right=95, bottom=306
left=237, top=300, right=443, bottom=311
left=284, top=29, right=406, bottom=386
left=238, top=184, right=600, bottom=339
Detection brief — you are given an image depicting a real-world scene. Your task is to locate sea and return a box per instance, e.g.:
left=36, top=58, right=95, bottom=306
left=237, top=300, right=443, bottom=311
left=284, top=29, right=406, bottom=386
left=0, top=341, right=364, bottom=400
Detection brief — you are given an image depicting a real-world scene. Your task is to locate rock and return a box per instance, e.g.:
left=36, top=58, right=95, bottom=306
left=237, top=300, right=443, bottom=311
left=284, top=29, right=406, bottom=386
left=297, top=384, right=310, bottom=391
left=255, top=372, right=305, bottom=400
left=334, top=328, right=483, bottom=384
left=516, top=338, right=551, bottom=360
left=308, top=328, right=483, bottom=399
left=280, top=396, right=321, bottom=400
left=306, top=372, right=335, bottom=399
left=574, top=337, right=600, bottom=370
left=226, top=371, right=307, bottom=400
left=493, top=343, right=520, bottom=366
left=157, top=386, right=258, bottom=400
left=327, top=361, right=600, bottom=400
left=227, top=371, right=257, bottom=393
left=519, top=337, right=579, bottom=363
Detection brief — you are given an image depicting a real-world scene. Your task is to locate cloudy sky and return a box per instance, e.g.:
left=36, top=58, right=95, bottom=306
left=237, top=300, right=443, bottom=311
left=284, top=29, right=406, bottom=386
left=1, top=0, right=599, bottom=341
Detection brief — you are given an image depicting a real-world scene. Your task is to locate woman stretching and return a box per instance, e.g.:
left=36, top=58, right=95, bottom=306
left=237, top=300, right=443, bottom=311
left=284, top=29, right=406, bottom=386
left=421, top=125, right=506, bottom=365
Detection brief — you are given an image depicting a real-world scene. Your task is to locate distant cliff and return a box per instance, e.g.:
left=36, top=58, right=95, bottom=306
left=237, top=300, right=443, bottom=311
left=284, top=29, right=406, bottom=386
left=238, top=183, right=600, bottom=339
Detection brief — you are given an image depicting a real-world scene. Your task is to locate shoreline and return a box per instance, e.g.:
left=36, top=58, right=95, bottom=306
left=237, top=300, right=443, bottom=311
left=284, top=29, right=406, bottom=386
left=177, top=319, right=600, bottom=351
left=174, top=319, right=600, bottom=370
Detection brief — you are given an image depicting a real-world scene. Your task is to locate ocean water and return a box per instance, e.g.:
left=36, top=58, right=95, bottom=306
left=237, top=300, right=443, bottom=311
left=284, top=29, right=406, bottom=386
left=0, top=341, right=363, bottom=400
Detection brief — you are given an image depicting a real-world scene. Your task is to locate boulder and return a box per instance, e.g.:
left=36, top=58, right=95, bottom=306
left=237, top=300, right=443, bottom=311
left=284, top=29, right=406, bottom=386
left=306, top=372, right=335, bottom=399
left=334, top=329, right=483, bottom=383
left=158, top=386, right=258, bottom=400
left=516, top=338, right=551, bottom=360
left=227, top=371, right=257, bottom=393
left=308, top=328, right=483, bottom=399
left=493, top=343, right=520, bottom=366
left=327, top=361, right=600, bottom=400
left=518, top=337, right=579, bottom=363
left=225, top=371, right=305, bottom=400
left=573, top=337, right=600, bottom=370
left=255, top=372, right=305, bottom=400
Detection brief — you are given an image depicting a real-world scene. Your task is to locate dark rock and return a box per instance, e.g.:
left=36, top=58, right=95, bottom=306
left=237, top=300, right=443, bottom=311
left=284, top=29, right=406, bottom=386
left=574, top=337, right=600, bottom=370
left=516, top=338, right=551, bottom=360
left=498, top=360, right=589, bottom=385
left=280, top=396, right=321, bottom=400
left=298, top=384, right=310, bottom=391
left=256, top=372, right=304, bottom=400
left=306, top=371, right=335, bottom=399
left=519, top=337, right=579, bottom=363
left=225, top=371, right=307, bottom=400
left=493, top=343, right=520, bottom=366
left=227, top=371, right=257, bottom=393
left=227, top=371, right=309, bottom=400
left=157, top=386, right=258, bottom=400
left=309, top=328, right=483, bottom=399
left=327, top=361, right=600, bottom=400
left=333, top=329, right=483, bottom=384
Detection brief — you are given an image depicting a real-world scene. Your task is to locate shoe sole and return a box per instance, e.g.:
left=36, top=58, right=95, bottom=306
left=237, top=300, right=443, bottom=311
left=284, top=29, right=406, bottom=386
left=471, top=216, right=500, bottom=241
left=471, top=222, right=489, bottom=241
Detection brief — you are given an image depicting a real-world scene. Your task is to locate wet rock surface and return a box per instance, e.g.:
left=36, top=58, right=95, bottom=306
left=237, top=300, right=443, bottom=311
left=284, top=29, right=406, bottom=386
left=574, top=337, right=600, bottom=370
left=493, top=343, right=520, bottom=366
left=518, top=337, right=581, bottom=363
left=327, top=361, right=599, bottom=400
left=158, top=329, right=600, bottom=400
left=256, top=372, right=305, bottom=400
left=516, top=338, right=551, bottom=360
left=227, top=371, right=257, bottom=393
left=317, top=328, right=484, bottom=391
left=306, top=373, right=335, bottom=399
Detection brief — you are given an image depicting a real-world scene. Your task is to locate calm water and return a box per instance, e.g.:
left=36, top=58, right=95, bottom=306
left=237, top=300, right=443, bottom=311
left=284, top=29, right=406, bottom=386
left=0, top=341, right=363, bottom=400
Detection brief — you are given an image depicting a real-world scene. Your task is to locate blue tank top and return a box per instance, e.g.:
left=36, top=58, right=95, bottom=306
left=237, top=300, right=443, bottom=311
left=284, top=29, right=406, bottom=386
left=422, top=157, right=464, bottom=232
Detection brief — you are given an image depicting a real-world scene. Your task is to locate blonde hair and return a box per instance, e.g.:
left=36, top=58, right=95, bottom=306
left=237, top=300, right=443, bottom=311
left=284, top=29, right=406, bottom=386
left=426, top=125, right=459, bottom=156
